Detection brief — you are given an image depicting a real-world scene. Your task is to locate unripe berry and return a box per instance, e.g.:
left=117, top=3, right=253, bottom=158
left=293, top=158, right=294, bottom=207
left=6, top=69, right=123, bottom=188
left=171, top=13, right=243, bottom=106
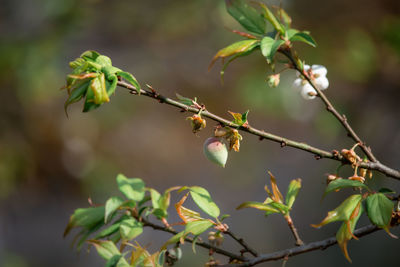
left=203, top=137, right=228, bottom=168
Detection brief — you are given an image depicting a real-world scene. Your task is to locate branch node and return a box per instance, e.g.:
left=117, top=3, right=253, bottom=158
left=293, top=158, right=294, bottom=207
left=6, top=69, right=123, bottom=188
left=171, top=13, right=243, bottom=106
left=280, top=141, right=287, bottom=147
left=314, top=154, right=322, bottom=160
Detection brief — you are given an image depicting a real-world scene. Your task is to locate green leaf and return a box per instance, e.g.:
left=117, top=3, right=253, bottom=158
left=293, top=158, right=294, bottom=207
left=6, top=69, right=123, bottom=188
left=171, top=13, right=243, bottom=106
left=91, top=73, right=110, bottom=104
left=105, top=197, right=124, bottom=223
left=96, top=55, right=112, bottom=67
left=228, top=110, right=249, bottom=126
left=261, top=37, right=284, bottom=64
left=88, top=240, right=121, bottom=260
left=176, top=93, right=195, bottom=106
left=325, top=179, right=369, bottom=195
left=336, top=202, right=363, bottom=263
left=258, top=3, right=285, bottom=34
left=185, top=219, right=214, bottom=235
left=285, top=178, right=301, bottom=209
left=95, top=222, right=121, bottom=239
left=286, top=29, right=299, bottom=40
left=189, top=186, right=220, bottom=218
left=81, top=50, right=100, bottom=61
left=83, top=86, right=101, bottom=112
left=64, top=79, right=90, bottom=115
left=119, top=218, right=143, bottom=241
left=161, top=219, right=214, bottom=249
left=116, top=174, right=145, bottom=202
left=278, top=8, right=292, bottom=27
left=150, top=189, right=162, bottom=209
left=162, top=231, right=185, bottom=249
left=116, top=71, right=141, bottom=94
left=365, top=193, right=394, bottom=229
left=64, top=206, right=105, bottom=237
left=105, top=75, right=118, bottom=97
left=312, top=194, right=363, bottom=228
left=236, top=201, right=279, bottom=213
left=105, top=255, right=123, bottom=267
left=209, top=39, right=259, bottom=69
left=225, top=0, right=266, bottom=35
left=378, top=188, right=396, bottom=194
left=290, top=31, right=317, bottom=47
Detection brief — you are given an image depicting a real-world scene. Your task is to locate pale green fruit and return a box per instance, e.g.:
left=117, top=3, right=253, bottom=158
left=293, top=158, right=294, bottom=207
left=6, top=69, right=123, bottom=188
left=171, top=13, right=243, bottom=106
left=203, top=137, right=228, bottom=167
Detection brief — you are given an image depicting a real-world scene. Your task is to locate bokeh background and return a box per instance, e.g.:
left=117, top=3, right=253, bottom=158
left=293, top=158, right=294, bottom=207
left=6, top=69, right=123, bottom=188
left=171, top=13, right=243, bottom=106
left=1, top=0, right=399, bottom=266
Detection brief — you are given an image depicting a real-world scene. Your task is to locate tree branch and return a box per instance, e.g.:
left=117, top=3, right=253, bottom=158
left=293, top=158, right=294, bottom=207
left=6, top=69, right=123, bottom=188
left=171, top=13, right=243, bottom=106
left=219, top=224, right=382, bottom=266
left=116, top=80, right=400, bottom=180
left=281, top=49, right=377, bottom=163
left=139, top=217, right=248, bottom=262
left=284, top=215, right=303, bottom=246
left=225, top=230, right=259, bottom=257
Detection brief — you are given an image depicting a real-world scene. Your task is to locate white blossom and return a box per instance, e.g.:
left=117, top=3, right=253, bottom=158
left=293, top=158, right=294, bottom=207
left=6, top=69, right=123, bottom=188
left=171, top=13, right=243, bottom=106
left=293, top=64, right=329, bottom=100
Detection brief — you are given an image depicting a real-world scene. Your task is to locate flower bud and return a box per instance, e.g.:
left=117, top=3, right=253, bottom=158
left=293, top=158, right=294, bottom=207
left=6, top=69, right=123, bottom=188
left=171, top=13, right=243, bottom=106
left=267, top=74, right=280, bottom=88
left=203, top=137, right=228, bottom=167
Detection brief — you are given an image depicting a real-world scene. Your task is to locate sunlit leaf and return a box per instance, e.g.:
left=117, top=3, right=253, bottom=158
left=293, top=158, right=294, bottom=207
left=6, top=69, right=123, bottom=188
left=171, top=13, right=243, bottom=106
left=268, top=171, right=284, bottom=203
left=81, top=50, right=100, bottom=62
left=88, top=240, right=121, bottom=260
left=311, top=194, right=362, bottom=228
left=96, top=55, right=112, bottom=67
left=175, top=193, right=204, bottom=223
left=285, top=179, right=301, bottom=209
left=225, top=0, right=266, bottom=34
left=105, top=197, right=124, bottom=223
left=325, top=179, right=369, bottom=195
left=236, top=201, right=279, bottom=213
left=116, top=174, right=145, bottom=202
left=209, top=39, right=259, bottom=70
left=228, top=110, right=249, bottom=126
left=189, top=186, right=220, bottom=218
left=119, top=218, right=143, bottom=241
left=258, top=3, right=285, bottom=34
left=83, top=86, right=100, bottom=112
left=116, top=71, right=141, bottom=94
left=261, top=37, right=284, bottom=64
left=161, top=220, right=214, bottom=249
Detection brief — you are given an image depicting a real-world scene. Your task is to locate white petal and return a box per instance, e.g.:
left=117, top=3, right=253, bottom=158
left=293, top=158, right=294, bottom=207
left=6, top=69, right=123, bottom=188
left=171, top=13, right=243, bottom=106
left=292, top=78, right=303, bottom=91
left=300, top=83, right=317, bottom=100
left=296, top=65, right=310, bottom=77
left=311, top=65, right=327, bottom=77
left=315, top=76, right=329, bottom=90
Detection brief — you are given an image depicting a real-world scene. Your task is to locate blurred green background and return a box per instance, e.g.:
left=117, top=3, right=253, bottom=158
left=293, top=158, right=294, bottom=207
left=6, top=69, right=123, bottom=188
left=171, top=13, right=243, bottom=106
left=0, top=0, right=399, bottom=266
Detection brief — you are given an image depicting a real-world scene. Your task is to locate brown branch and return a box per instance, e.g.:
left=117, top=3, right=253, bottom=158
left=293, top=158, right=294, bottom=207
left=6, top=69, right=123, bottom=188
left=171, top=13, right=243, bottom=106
left=218, top=224, right=382, bottom=267
left=284, top=215, right=303, bottom=246
left=139, top=217, right=248, bottom=262
left=225, top=230, right=259, bottom=257
left=116, top=80, right=400, bottom=180
left=281, top=49, right=377, bottom=163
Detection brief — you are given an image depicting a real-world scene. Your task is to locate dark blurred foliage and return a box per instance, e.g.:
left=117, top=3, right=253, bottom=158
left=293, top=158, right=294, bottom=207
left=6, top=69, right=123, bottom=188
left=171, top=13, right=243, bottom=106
left=0, top=0, right=399, bottom=266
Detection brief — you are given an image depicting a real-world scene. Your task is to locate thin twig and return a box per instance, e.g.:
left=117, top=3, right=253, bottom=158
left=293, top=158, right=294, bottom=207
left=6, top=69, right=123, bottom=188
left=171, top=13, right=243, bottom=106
left=139, top=217, right=247, bottom=262
left=116, top=80, right=400, bottom=180
left=284, top=215, right=303, bottom=246
left=219, top=224, right=382, bottom=266
left=281, top=49, right=377, bottom=162
left=225, top=230, right=259, bottom=257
